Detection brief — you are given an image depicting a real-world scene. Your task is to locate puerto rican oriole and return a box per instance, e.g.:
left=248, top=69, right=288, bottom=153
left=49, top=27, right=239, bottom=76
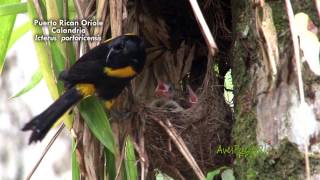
left=22, top=34, right=146, bottom=143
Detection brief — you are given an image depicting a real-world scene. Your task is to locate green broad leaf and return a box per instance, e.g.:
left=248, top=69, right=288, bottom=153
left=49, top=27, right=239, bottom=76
left=125, top=137, right=138, bottom=180
left=45, top=0, right=60, bottom=19
left=206, top=169, right=222, bottom=180
left=38, top=0, right=47, bottom=20
left=54, top=0, right=64, bottom=17
left=49, top=28, right=76, bottom=80
left=45, top=0, right=68, bottom=61
left=0, top=2, right=27, bottom=16
left=105, top=148, right=116, bottom=180
left=67, top=0, right=75, bottom=19
left=72, top=139, right=80, bottom=180
left=50, top=41, right=66, bottom=76
left=27, top=0, right=59, bottom=99
left=156, top=172, right=173, bottom=180
left=221, top=169, right=235, bottom=180
left=8, top=21, right=31, bottom=50
left=10, top=68, right=42, bottom=98
left=79, top=97, right=115, bottom=154
left=206, top=166, right=228, bottom=180
left=49, top=41, right=66, bottom=102
left=0, top=0, right=20, bottom=74
left=224, top=69, right=233, bottom=107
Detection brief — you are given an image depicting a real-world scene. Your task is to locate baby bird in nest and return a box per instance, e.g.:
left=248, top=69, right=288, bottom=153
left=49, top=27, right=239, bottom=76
left=185, top=85, right=199, bottom=107
left=148, top=81, right=198, bottom=112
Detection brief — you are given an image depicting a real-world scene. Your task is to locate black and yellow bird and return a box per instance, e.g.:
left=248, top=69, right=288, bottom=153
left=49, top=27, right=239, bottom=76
left=22, top=34, right=146, bottom=143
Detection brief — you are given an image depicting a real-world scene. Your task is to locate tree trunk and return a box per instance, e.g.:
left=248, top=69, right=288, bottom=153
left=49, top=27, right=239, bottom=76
left=231, top=0, right=320, bottom=179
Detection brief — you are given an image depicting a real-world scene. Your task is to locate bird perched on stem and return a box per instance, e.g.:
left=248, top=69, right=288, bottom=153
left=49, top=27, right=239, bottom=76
left=22, top=34, right=146, bottom=144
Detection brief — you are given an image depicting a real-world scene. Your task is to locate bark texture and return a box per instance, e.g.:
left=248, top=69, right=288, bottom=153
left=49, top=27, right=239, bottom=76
left=231, top=0, right=320, bottom=179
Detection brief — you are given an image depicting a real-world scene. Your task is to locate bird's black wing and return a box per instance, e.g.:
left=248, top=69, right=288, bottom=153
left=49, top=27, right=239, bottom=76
left=59, top=43, right=111, bottom=87
left=59, top=59, right=105, bottom=88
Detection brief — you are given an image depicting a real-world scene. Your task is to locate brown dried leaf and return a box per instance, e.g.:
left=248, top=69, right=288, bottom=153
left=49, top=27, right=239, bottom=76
left=83, top=124, right=104, bottom=180
left=153, top=53, right=170, bottom=83
left=109, top=0, right=123, bottom=36
left=176, top=41, right=186, bottom=74
left=182, top=45, right=196, bottom=77
left=164, top=51, right=180, bottom=83
left=146, top=47, right=165, bottom=65
left=142, top=22, right=160, bottom=46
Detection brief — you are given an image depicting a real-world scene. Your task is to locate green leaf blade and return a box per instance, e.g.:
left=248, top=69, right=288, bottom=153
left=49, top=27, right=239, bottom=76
left=8, top=21, right=31, bottom=50
left=10, top=69, right=42, bottom=98
left=125, top=137, right=138, bottom=180
left=72, top=139, right=80, bottom=180
left=27, top=0, right=59, bottom=99
left=0, top=2, right=27, bottom=16
left=79, top=97, right=115, bottom=154
left=206, top=169, right=222, bottom=180
left=221, top=169, right=235, bottom=180
left=105, top=148, right=116, bottom=180
left=0, top=0, right=20, bottom=74
left=206, top=166, right=229, bottom=180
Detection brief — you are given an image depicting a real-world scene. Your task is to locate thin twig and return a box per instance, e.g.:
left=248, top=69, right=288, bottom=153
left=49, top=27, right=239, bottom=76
left=33, top=0, right=47, bottom=36
left=151, top=116, right=205, bottom=180
left=284, top=0, right=305, bottom=102
left=115, top=140, right=126, bottom=180
left=94, top=0, right=107, bottom=46
left=132, top=140, right=147, bottom=180
left=73, top=0, right=94, bottom=48
left=284, top=1, right=310, bottom=180
left=140, top=116, right=146, bottom=179
left=188, top=0, right=218, bottom=56
left=25, top=124, right=65, bottom=180
left=138, top=117, right=148, bottom=180
left=63, top=0, right=68, bottom=66
left=63, top=0, right=68, bottom=19
left=109, top=0, right=123, bottom=36
left=84, top=0, right=95, bottom=17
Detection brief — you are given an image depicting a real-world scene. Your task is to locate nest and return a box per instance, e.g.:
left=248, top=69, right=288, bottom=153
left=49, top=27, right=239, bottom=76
left=138, top=67, right=233, bottom=179
left=125, top=0, right=233, bottom=178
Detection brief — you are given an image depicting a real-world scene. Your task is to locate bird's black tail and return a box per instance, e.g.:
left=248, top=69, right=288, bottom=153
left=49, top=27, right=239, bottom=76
left=22, top=87, right=83, bottom=144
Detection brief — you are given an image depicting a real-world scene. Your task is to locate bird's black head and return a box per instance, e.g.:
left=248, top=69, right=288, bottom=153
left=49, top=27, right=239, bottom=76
left=105, top=34, right=146, bottom=74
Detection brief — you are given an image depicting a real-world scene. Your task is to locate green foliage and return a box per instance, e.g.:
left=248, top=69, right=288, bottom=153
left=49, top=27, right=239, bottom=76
left=72, top=139, right=80, bottom=180
left=8, top=22, right=31, bottom=49
left=124, top=138, right=138, bottom=180
left=0, top=2, right=26, bottom=16
left=27, top=0, right=60, bottom=99
left=0, top=0, right=21, bottom=74
left=0, top=0, right=141, bottom=179
left=206, top=168, right=223, bottom=180
left=224, top=69, right=234, bottom=107
left=10, top=68, right=42, bottom=98
left=79, top=97, right=115, bottom=154
left=105, top=148, right=116, bottom=180
left=206, top=167, right=235, bottom=180
left=221, top=169, right=235, bottom=180
left=155, top=170, right=173, bottom=180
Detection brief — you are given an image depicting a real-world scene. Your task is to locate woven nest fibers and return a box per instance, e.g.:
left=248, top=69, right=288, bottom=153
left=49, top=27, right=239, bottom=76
left=139, top=71, right=233, bottom=179
left=111, top=0, right=233, bottom=179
